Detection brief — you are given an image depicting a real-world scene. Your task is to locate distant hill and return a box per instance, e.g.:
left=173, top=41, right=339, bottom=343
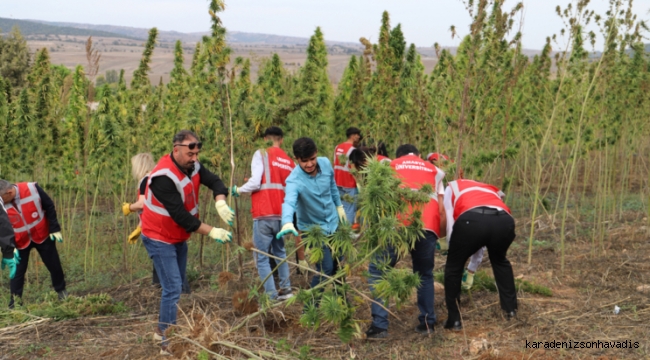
left=0, top=17, right=131, bottom=39
left=29, top=19, right=362, bottom=47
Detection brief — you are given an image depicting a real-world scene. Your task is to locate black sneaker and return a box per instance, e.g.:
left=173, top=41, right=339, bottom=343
left=415, top=323, right=434, bottom=334
left=365, top=325, right=388, bottom=339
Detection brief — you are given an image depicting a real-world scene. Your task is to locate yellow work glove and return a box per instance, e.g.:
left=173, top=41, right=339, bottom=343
left=208, top=227, right=232, bottom=244
left=462, top=269, right=475, bottom=290
left=336, top=205, right=347, bottom=223
left=122, top=203, right=132, bottom=216
left=298, top=259, right=309, bottom=270
left=49, top=232, right=63, bottom=243
left=215, top=200, right=235, bottom=226
left=127, top=226, right=142, bottom=245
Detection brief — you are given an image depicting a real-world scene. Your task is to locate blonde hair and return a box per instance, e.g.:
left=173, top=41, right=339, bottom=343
left=131, top=153, right=155, bottom=181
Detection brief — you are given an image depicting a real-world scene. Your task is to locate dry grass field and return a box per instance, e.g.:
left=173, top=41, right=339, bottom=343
left=25, top=34, right=440, bottom=86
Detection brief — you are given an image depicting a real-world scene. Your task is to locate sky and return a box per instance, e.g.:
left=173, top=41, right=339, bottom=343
left=4, top=0, right=650, bottom=50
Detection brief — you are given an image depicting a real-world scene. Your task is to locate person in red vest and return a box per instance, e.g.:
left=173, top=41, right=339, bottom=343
left=0, top=196, right=18, bottom=281
left=140, top=130, right=234, bottom=355
left=0, top=179, right=67, bottom=309
left=231, top=126, right=300, bottom=301
left=365, top=144, right=446, bottom=339
left=442, top=178, right=517, bottom=331
left=333, top=127, right=362, bottom=224
left=426, top=152, right=450, bottom=167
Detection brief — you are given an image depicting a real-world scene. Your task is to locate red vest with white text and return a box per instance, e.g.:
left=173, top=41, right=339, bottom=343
left=391, top=155, right=445, bottom=237
left=251, top=147, right=295, bottom=218
left=141, top=154, right=201, bottom=244
left=449, top=179, right=511, bottom=220
left=334, top=142, right=357, bottom=188
left=5, top=182, right=50, bottom=250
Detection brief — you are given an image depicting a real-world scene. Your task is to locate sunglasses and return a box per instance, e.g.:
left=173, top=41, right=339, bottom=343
left=174, top=142, right=203, bottom=150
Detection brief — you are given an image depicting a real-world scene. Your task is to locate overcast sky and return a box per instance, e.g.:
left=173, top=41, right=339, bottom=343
left=4, top=0, right=650, bottom=50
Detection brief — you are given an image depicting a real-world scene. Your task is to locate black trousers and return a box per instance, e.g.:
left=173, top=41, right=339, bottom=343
left=444, top=209, right=517, bottom=323
left=11, top=239, right=66, bottom=298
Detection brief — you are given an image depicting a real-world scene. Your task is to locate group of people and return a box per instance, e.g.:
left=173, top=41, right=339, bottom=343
left=0, top=126, right=519, bottom=355
left=229, top=125, right=518, bottom=340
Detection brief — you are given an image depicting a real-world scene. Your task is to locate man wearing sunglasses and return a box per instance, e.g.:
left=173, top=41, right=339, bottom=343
left=140, top=130, right=234, bottom=355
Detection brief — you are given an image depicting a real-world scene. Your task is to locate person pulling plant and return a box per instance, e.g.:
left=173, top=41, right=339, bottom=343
left=0, top=196, right=19, bottom=281
left=333, top=127, right=362, bottom=226
left=140, top=130, right=234, bottom=355
left=443, top=178, right=517, bottom=331
left=231, top=126, right=300, bottom=301
left=0, top=179, right=68, bottom=308
left=276, top=137, right=347, bottom=298
left=365, top=144, right=446, bottom=339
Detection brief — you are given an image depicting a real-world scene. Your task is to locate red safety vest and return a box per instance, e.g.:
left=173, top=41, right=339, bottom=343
left=334, top=142, right=357, bottom=188
left=377, top=155, right=391, bottom=164
left=5, top=182, right=50, bottom=250
left=449, top=179, right=511, bottom=220
left=391, top=155, right=445, bottom=237
left=251, top=147, right=295, bottom=218
left=141, top=154, right=201, bottom=244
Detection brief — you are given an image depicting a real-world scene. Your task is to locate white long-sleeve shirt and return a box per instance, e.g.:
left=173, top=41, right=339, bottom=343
left=238, top=150, right=264, bottom=194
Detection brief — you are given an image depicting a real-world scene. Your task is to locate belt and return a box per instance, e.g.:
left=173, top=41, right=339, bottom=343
left=468, top=207, right=508, bottom=215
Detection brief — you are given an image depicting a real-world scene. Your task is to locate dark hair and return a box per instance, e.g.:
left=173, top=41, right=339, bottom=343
left=346, top=127, right=361, bottom=138
left=173, top=130, right=199, bottom=144
left=376, top=141, right=388, bottom=157
left=293, top=137, right=317, bottom=159
left=395, top=144, right=420, bottom=158
left=263, top=126, right=283, bottom=138
left=349, top=148, right=369, bottom=170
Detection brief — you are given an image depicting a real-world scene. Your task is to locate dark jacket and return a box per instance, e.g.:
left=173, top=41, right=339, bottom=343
left=149, top=154, right=228, bottom=233
left=0, top=199, right=16, bottom=259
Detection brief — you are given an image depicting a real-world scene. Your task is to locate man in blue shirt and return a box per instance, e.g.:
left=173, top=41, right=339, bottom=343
left=276, top=137, right=348, bottom=289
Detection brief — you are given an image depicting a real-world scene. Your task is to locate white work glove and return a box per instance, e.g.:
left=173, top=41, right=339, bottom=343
left=208, top=227, right=232, bottom=244
left=276, top=223, right=299, bottom=239
left=215, top=200, right=235, bottom=226
left=49, top=232, right=63, bottom=243
left=336, top=205, right=348, bottom=223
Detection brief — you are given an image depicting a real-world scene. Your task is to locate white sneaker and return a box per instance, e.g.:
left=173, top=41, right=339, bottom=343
left=277, top=288, right=293, bottom=301
left=153, top=329, right=164, bottom=342
left=160, top=343, right=172, bottom=356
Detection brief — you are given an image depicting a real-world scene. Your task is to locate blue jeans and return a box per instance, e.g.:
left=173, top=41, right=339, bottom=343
left=368, top=231, right=437, bottom=329
left=338, top=186, right=358, bottom=224
left=310, top=244, right=342, bottom=289
left=253, top=219, right=291, bottom=299
left=141, top=235, right=187, bottom=335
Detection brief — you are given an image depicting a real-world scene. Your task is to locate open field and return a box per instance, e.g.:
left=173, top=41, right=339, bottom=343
left=0, top=197, right=649, bottom=359
left=2, top=1, right=650, bottom=358
left=25, top=35, right=440, bottom=85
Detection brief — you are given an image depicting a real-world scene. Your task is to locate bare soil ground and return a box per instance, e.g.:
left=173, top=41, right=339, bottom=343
left=26, top=35, right=439, bottom=86
left=1, top=210, right=649, bottom=359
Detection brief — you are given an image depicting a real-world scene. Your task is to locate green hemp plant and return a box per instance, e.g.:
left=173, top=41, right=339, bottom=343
left=286, top=158, right=430, bottom=343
